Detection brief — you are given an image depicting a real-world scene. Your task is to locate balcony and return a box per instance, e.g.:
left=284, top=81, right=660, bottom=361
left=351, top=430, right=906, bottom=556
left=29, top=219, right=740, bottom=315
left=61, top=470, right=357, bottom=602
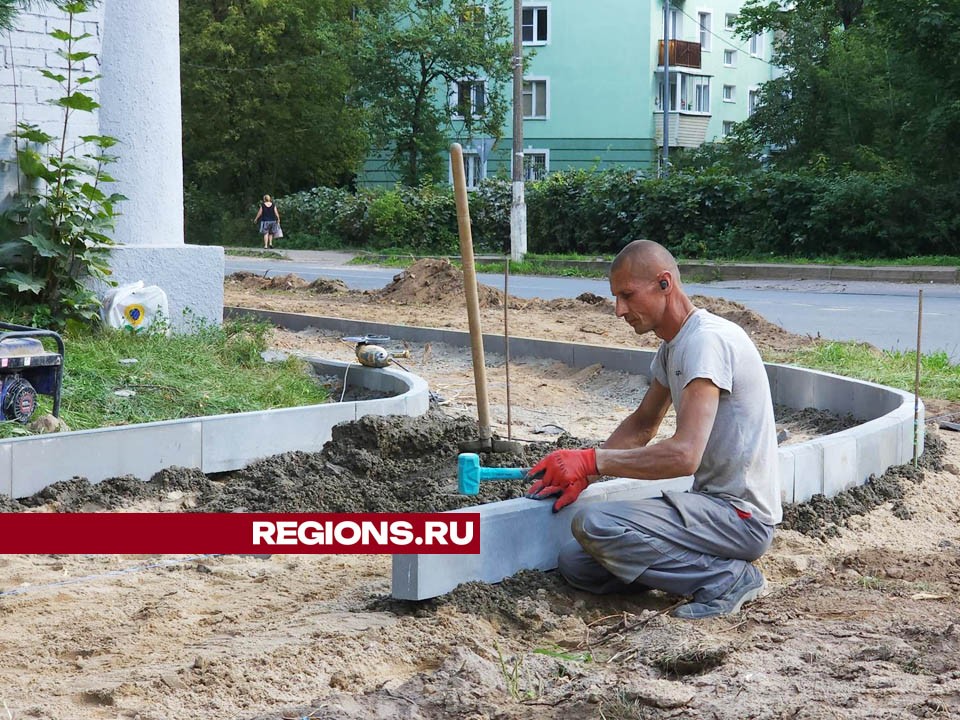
left=653, top=112, right=710, bottom=148
left=658, top=39, right=701, bottom=69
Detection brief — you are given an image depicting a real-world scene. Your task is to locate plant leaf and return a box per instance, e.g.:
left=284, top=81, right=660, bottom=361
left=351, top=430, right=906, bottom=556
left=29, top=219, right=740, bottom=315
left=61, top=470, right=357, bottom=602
left=56, top=92, right=100, bottom=112
left=39, top=69, right=67, bottom=83
left=13, top=123, right=54, bottom=144
left=80, top=183, right=106, bottom=202
left=15, top=149, right=56, bottom=182
left=21, top=233, right=64, bottom=258
left=1, top=271, right=44, bottom=294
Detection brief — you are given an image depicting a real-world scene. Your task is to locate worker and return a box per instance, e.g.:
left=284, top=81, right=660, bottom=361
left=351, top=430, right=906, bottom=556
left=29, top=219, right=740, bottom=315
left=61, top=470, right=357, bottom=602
left=525, top=239, right=781, bottom=619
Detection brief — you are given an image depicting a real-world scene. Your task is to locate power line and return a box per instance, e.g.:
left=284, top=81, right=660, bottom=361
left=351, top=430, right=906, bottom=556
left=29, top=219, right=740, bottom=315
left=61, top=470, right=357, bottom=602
left=676, top=5, right=778, bottom=68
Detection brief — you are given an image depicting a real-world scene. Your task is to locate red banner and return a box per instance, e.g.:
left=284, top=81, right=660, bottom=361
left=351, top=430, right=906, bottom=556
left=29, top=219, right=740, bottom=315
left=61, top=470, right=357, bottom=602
left=0, top=513, right=481, bottom=554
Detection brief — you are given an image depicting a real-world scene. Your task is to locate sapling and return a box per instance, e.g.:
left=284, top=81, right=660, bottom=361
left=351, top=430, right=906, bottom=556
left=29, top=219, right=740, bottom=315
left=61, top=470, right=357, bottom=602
left=1, top=0, right=124, bottom=329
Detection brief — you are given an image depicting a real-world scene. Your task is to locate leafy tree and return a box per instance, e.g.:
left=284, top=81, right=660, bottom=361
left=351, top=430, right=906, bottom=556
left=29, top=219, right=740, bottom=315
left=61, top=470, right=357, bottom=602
left=869, top=0, right=960, bottom=182
left=734, top=0, right=960, bottom=182
left=732, top=0, right=878, bottom=169
left=355, top=0, right=513, bottom=186
left=179, top=0, right=369, bottom=209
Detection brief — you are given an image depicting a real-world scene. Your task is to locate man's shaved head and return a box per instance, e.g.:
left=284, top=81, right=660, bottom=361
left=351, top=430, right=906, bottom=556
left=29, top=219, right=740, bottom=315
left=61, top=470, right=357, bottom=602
left=611, top=240, right=680, bottom=282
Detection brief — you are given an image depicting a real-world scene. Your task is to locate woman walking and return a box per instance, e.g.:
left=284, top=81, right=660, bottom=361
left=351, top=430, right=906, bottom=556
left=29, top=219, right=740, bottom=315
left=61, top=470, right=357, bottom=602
left=253, top=195, right=281, bottom=248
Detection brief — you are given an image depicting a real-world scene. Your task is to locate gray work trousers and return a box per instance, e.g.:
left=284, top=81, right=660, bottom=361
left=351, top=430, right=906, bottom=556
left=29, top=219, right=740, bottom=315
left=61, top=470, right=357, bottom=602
left=558, top=491, right=774, bottom=603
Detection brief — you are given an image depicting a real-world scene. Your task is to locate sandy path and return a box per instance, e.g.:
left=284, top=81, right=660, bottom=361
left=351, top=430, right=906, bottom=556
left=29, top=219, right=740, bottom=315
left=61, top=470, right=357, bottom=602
left=0, top=270, right=958, bottom=719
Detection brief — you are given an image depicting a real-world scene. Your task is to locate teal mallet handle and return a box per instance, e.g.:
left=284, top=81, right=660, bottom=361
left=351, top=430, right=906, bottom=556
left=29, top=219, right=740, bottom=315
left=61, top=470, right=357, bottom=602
left=458, top=453, right=529, bottom=495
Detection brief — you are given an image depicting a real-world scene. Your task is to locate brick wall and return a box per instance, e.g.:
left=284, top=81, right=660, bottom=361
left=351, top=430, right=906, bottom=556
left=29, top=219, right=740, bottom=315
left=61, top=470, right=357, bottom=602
left=0, top=5, right=104, bottom=209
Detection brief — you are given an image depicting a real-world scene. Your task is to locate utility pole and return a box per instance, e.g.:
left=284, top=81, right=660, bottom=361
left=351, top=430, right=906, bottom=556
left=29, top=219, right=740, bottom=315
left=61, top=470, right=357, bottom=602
left=662, top=0, right=671, bottom=177
left=510, top=0, right=527, bottom=262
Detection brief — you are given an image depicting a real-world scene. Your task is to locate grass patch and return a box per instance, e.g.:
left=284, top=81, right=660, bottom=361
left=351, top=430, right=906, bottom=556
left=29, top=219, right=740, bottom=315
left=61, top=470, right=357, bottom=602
left=351, top=252, right=429, bottom=268
left=722, top=254, right=960, bottom=267
left=350, top=250, right=959, bottom=278
left=770, top=343, right=960, bottom=402
left=350, top=251, right=611, bottom=278
left=0, top=318, right=328, bottom=438
left=475, top=257, right=609, bottom=278
left=225, top=248, right=287, bottom=260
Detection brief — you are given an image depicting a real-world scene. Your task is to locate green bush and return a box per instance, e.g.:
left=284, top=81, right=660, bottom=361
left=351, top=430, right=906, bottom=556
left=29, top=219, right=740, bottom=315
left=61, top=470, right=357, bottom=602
left=183, top=186, right=252, bottom=247
left=471, top=178, right=512, bottom=252
left=365, top=184, right=459, bottom=252
left=271, top=186, right=364, bottom=249
left=527, top=169, right=638, bottom=254
left=522, top=168, right=959, bottom=259
left=207, top=168, right=960, bottom=259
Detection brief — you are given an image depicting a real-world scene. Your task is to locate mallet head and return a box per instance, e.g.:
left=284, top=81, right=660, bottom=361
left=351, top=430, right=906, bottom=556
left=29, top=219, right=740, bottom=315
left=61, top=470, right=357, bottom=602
left=458, top=453, right=482, bottom=495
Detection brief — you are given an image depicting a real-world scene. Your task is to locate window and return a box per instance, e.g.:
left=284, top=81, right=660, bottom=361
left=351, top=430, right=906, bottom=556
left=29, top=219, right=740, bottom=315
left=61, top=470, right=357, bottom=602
left=656, top=74, right=677, bottom=111
left=521, top=5, right=548, bottom=44
left=722, top=84, right=735, bottom=102
left=698, top=12, right=711, bottom=51
left=452, top=152, right=484, bottom=190
left=749, top=33, right=763, bottom=57
left=522, top=150, right=548, bottom=181
left=657, top=73, right=710, bottom=113
left=722, top=120, right=736, bottom=137
left=452, top=80, right=486, bottom=118
left=723, top=49, right=736, bottom=67
left=748, top=88, right=760, bottom=116
left=522, top=78, right=548, bottom=119
left=724, top=13, right=736, bottom=31
left=666, top=8, right=682, bottom=39
left=689, top=76, right=710, bottom=113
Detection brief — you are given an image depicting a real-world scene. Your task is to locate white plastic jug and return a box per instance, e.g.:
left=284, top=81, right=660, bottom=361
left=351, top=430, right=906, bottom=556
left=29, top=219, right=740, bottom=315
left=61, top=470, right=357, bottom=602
left=102, top=281, right=170, bottom=334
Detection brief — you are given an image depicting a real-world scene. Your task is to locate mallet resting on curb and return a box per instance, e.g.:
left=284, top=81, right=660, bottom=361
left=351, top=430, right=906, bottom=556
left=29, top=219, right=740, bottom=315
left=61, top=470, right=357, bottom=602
left=458, top=453, right=530, bottom=495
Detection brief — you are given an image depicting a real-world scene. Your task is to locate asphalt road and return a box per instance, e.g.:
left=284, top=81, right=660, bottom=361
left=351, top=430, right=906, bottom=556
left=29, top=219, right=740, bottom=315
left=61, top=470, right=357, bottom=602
left=225, top=257, right=960, bottom=361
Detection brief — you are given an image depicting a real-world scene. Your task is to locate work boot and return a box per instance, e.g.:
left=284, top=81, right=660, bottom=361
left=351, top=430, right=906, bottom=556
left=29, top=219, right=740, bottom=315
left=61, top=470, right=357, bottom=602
left=672, top=564, right=765, bottom=620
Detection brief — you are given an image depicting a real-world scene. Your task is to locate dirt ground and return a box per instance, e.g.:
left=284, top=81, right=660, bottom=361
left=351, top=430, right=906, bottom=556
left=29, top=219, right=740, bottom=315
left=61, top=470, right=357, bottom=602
left=2, top=259, right=960, bottom=719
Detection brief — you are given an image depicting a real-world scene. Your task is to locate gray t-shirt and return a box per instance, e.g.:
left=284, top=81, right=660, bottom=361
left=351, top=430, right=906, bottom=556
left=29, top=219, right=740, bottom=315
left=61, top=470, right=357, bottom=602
left=651, top=309, right=782, bottom=525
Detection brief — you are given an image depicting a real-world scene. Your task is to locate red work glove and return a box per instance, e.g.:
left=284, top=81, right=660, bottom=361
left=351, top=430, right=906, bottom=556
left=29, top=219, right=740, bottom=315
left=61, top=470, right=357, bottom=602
left=525, top=448, right=598, bottom=513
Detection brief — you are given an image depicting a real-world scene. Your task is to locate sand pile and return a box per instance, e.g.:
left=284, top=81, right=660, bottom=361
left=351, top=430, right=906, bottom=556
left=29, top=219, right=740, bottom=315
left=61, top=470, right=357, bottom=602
left=375, top=258, right=505, bottom=307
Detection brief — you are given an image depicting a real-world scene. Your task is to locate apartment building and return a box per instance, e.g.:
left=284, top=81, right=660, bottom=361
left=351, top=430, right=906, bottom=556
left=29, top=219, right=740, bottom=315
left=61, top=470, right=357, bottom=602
left=359, top=0, right=774, bottom=187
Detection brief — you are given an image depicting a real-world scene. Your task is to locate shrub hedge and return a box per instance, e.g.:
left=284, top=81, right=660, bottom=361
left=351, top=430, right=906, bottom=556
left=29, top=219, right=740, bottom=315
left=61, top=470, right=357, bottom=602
left=239, top=169, right=960, bottom=258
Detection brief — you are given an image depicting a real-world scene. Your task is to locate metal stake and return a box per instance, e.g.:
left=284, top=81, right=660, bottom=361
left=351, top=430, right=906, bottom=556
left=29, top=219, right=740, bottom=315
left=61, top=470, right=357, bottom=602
left=504, top=258, right=512, bottom=440
left=913, top=288, right=923, bottom=467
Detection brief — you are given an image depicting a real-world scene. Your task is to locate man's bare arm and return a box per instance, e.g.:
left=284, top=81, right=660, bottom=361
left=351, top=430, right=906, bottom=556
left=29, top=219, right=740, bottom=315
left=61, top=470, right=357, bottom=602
left=596, top=378, right=720, bottom=480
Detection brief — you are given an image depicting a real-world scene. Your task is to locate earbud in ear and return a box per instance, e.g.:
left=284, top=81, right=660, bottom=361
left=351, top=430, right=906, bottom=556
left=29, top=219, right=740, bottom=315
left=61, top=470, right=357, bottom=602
left=659, top=279, right=668, bottom=290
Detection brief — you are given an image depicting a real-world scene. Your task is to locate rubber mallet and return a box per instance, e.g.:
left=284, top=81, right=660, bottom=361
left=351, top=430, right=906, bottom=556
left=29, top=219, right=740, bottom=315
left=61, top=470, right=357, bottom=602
left=457, top=453, right=530, bottom=495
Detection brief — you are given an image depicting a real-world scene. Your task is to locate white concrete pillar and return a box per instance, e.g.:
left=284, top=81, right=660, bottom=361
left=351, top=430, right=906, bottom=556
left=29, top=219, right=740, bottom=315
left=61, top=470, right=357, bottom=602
left=95, top=1, right=223, bottom=330
left=98, top=2, right=182, bottom=246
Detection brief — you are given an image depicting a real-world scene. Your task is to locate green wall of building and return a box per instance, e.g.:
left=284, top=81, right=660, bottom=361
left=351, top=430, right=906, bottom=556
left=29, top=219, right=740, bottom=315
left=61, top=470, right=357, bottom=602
left=358, top=0, right=773, bottom=187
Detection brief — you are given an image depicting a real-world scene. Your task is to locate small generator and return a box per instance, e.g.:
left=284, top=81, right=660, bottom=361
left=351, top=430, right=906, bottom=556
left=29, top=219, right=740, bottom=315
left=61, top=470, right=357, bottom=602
left=0, top=322, right=64, bottom=423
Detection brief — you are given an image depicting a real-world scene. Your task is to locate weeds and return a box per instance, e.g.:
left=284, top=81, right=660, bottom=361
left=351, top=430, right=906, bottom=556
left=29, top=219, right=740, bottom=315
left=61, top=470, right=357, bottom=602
left=532, top=646, right=592, bottom=663
left=493, top=642, right=540, bottom=702
left=900, top=656, right=929, bottom=675
left=1, top=1, right=124, bottom=328
left=856, top=575, right=886, bottom=591
left=597, top=690, right=657, bottom=720
left=649, top=643, right=730, bottom=677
